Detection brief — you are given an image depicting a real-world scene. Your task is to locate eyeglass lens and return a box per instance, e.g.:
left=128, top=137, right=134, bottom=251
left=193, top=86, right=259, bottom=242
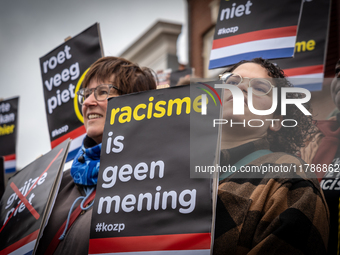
left=78, top=84, right=112, bottom=105
left=223, top=74, right=272, bottom=95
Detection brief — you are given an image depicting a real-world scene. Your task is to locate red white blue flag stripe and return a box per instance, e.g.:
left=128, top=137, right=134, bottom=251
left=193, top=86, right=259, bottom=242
left=4, top=154, right=16, bottom=173
left=283, top=65, right=324, bottom=91
left=0, top=229, right=38, bottom=255
left=51, top=125, right=86, bottom=162
left=209, top=26, right=298, bottom=69
left=88, top=233, right=211, bottom=255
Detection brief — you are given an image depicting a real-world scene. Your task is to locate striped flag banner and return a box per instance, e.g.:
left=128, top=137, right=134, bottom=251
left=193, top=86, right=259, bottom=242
left=209, top=0, right=303, bottom=69
left=51, top=125, right=86, bottom=162
left=284, top=65, right=324, bottom=91
left=0, top=96, right=19, bottom=173
left=0, top=230, right=38, bottom=255
left=273, top=0, right=331, bottom=91
left=89, top=233, right=211, bottom=255
left=209, top=26, right=297, bottom=69
left=4, top=154, right=16, bottom=174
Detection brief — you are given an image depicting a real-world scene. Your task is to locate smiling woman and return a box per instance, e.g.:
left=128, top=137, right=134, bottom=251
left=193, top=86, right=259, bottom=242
left=78, top=57, right=157, bottom=144
left=36, top=56, right=157, bottom=255
left=213, top=58, right=329, bottom=255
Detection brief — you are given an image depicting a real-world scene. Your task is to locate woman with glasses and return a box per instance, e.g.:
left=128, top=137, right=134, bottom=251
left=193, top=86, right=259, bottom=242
left=214, top=58, right=329, bottom=254
left=36, top=56, right=156, bottom=255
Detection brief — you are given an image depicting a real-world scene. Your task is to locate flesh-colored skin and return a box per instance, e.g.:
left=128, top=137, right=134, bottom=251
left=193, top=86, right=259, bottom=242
left=221, top=63, right=282, bottom=150
left=82, top=79, right=119, bottom=144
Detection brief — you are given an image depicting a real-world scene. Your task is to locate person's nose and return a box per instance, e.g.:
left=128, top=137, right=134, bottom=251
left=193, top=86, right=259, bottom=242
left=236, top=78, right=249, bottom=93
left=83, top=91, right=97, bottom=106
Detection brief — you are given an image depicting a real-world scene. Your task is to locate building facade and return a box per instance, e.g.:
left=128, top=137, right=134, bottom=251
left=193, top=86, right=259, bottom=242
left=187, top=0, right=340, bottom=119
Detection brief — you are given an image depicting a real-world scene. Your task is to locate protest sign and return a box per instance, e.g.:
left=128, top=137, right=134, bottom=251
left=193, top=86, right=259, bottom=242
left=274, top=0, right=331, bottom=91
left=0, top=139, right=70, bottom=255
left=0, top=96, right=19, bottom=174
left=0, top=157, right=4, bottom=199
left=40, top=23, right=103, bottom=161
left=209, top=0, right=303, bottom=69
left=89, top=84, right=222, bottom=254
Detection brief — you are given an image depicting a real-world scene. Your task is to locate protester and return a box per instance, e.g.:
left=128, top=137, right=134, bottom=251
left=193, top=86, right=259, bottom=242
left=36, top=56, right=157, bottom=255
left=214, top=58, right=329, bottom=254
left=300, top=58, right=340, bottom=255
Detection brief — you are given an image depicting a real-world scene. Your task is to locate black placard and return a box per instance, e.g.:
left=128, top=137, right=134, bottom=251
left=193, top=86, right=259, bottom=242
left=0, top=140, right=70, bottom=255
left=274, top=0, right=331, bottom=91
left=89, top=84, right=222, bottom=254
left=39, top=23, right=103, bottom=149
left=209, top=0, right=303, bottom=68
left=0, top=96, right=19, bottom=174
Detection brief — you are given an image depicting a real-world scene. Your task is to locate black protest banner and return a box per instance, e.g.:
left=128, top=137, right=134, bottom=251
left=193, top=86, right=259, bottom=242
left=209, top=0, right=303, bottom=69
left=0, top=157, right=4, bottom=199
left=274, top=0, right=331, bottom=91
left=0, top=139, right=70, bottom=255
left=40, top=23, right=103, bottom=161
left=0, top=97, right=19, bottom=174
left=89, top=84, right=222, bottom=254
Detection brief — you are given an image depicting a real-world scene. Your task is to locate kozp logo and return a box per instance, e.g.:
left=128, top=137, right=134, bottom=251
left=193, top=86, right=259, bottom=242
left=200, top=84, right=312, bottom=116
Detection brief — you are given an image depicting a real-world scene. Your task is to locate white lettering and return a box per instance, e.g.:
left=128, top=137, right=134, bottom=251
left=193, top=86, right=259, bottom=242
left=220, top=0, right=252, bottom=21
left=101, top=160, right=165, bottom=189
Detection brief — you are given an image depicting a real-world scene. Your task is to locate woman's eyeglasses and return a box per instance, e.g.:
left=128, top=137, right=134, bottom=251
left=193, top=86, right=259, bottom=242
left=219, top=72, right=274, bottom=96
left=76, top=84, right=122, bottom=105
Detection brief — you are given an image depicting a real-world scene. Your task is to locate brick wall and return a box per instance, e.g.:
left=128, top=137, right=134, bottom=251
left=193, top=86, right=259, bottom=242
left=187, top=0, right=215, bottom=78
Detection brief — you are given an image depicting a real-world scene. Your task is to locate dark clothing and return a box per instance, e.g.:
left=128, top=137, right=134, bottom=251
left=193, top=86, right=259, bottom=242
left=214, top=139, right=329, bottom=254
left=36, top=135, right=99, bottom=255
left=301, top=114, right=340, bottom=254
left=36, top=169, right=92, bottom=255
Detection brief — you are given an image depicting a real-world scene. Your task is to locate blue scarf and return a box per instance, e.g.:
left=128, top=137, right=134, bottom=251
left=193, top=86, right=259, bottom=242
left=71, top=139, right=102, bottom=186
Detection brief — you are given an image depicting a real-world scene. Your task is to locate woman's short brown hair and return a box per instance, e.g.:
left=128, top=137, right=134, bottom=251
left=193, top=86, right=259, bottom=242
left=82, top=56, right=157, bottom=94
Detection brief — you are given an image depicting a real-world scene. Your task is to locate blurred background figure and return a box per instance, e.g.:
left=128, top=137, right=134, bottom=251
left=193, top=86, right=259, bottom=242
left=301, top=58, right=340, bottom=255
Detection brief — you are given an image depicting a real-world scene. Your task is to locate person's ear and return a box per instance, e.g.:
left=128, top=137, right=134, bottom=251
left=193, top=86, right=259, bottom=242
left=269, top=115, right=282, bottom=132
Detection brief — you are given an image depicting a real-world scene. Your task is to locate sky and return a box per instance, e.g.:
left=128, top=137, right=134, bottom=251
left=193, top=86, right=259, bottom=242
left=0, top=0, right=187, bottom=169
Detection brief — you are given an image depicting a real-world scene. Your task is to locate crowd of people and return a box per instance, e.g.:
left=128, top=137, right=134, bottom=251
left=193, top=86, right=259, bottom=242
left=11, top=55, right=340, bottom=254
